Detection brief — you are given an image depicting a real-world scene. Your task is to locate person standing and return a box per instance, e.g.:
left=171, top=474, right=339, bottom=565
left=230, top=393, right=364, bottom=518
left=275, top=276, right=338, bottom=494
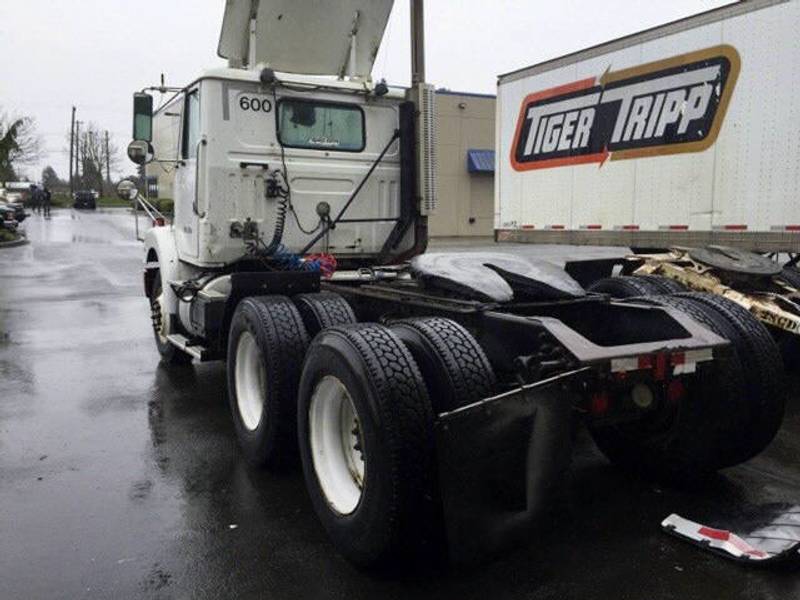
left=29, top=185, right=40, bottom=215
left=43, top=187, right=52, bottom=217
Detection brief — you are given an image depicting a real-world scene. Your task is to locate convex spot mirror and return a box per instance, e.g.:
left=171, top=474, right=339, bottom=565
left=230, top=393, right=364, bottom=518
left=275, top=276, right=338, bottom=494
left=132, top=92, right=153, bottom=142
left=116, top=180, right=139, bottom=201
left=127, top=140, right=154, bottom=165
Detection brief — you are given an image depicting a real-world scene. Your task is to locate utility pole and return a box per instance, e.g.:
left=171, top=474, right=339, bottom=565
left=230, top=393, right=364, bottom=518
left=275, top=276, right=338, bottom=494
left=104, top=130, right=111, bottom=196
left=410, top=0, right=426, bottom=85
left=69, top=106, right=76, bottom=195
left=74, top=120, right=82, bottom=187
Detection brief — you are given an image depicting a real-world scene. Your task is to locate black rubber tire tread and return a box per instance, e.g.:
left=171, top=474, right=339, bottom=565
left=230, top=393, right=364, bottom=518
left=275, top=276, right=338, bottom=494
left=227, top=295, right=310, bottom=468
left=635, top=274, right=687, bottom=294
left=675, top=292, right=786, bottom=458
left=591, top=292, right=785, bottom=479
left=297, top=323, right=435, bottom=568
left=590, top=294, right=749, bottom=479
left=390, top=317, right=496, bottom=414
left=293, top=291, right=357, bottom=338
left=587, top=275, right=664, bottom=298
left=150, top=273, right=192, bottom=365
left=780, top=266, right=800, bottom=290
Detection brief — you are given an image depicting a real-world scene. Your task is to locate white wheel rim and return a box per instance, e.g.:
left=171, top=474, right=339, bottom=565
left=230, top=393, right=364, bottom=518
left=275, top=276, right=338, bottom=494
left=309, top=376, right=365, bottom=515
left=235, top=331, right=266, bottom=431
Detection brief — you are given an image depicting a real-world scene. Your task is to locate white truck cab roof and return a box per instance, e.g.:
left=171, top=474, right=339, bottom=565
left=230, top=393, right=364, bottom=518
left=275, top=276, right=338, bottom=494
left=195, top=66, right=406, bottom=97
left=218, top=0, right=394, bottom=79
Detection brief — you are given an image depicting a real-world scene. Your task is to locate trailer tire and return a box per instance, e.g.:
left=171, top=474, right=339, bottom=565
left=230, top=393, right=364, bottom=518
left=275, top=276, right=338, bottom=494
left=149, top=272, right=193, bottom=365
left=779, top=266, right=800, bottom=290
left=587, top=276, right=663, bottom=298
left=293, top=292, right=357, bottom=338
left=391, top=317, right=496, bottom=413
left=635, top=275, right=687, bottom=293
left=227, top=296, right=310, bottom=468
left=297, top=324, right=435, bottom=568
left=590, top=293, right=784, bottom=480
left=675, top=292, right=786, bottom=458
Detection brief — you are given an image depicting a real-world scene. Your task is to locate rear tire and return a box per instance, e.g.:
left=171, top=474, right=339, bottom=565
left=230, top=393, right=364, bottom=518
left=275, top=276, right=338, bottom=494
left=391, top=317, right=496, bottom=413
left=780, top=266, right=800, bottom=290
left=590, top=293, right=785, bottom=480
left=293, top=292, right=357, bottom=338
left=227, top=296, right=310, bottom=468
left=587, top=275, right=663, bottom=298
left=675, top=292, right=786, bottom=456
left=635, top=274, right=687, bottom=293
left=297, top=324, right=435, bottom=568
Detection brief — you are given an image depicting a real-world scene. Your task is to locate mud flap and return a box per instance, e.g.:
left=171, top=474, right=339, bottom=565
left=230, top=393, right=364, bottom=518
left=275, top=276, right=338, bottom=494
left=662, top=505, right=800, bottom=565
left=435, top=368, right=590, bottom=564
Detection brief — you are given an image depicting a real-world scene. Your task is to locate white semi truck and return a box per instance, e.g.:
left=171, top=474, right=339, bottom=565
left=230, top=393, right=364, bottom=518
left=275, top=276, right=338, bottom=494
left=496, top=0, right=800, bottom=254
left=125, top=0, right=785, bottom=567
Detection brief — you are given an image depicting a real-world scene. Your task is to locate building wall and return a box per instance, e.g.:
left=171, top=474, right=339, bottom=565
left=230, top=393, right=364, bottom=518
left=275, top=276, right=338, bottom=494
left=429, top=91, right=496, bottom=237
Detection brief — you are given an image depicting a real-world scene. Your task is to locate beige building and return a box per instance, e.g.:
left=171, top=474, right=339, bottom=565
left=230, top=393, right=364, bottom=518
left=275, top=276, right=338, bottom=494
left=429, top=90, right=496, bottom=237
left=148, top=89, right=496, bottom=238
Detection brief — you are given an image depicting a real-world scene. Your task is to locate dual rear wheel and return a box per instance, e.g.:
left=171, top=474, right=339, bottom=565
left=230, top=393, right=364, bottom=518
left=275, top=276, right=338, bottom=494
left=226, top=292, right=496, bottom=567
left=585, top=279, right=786, bottom=480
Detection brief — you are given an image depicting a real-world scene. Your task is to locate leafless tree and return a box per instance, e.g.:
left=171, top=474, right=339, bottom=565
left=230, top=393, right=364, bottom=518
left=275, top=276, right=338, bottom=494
left=73, top=122, right=121, bottom=194
left=0, top=109, right=44, bottom=181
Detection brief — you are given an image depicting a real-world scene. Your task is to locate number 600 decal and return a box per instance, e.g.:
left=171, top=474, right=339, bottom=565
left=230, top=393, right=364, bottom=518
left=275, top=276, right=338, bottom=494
left=239, top=95, right=272, bottom=113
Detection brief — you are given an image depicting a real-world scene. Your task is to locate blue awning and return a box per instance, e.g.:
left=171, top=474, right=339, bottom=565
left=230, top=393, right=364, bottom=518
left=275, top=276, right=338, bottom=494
left=466, top=149, right=495, bottom=174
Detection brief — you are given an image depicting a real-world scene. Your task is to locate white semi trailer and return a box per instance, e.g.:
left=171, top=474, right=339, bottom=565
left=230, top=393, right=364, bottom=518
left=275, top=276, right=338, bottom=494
left=125, top=0, right=785, bottom=567
left=496, top=0, right=800, bottom=253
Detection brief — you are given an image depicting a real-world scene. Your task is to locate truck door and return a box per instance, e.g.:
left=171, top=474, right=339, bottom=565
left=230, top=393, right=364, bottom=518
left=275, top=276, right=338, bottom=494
left=175, top=89, right=201, bottom=258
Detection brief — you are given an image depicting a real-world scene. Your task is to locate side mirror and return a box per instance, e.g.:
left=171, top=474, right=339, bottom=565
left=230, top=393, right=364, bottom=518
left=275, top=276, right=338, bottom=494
left=117, top=180, right=139, bottom=201
left=132, top=92, right=153, bottom=142
left=127, top=140, right=154, bottom=165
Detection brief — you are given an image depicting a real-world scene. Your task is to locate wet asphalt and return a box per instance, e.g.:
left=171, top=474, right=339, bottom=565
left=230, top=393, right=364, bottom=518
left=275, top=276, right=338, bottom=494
left=1, top=208, right=798, bottom=599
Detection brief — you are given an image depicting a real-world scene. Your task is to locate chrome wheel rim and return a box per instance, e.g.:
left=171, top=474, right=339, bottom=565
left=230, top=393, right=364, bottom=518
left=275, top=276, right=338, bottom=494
left=235, top=331, right=266, bottom=431
left=309, top=376, right=365, bottom=515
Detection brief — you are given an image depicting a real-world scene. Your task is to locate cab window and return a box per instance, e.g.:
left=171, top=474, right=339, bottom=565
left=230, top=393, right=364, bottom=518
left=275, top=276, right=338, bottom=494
left=181, top=90, right=200, bottom=159
left=277, top=99, right=365, bottom=152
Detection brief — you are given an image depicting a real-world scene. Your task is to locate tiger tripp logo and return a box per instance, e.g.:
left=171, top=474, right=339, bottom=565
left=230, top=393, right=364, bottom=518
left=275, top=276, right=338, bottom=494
left=510, top=45, right=740, bottom=171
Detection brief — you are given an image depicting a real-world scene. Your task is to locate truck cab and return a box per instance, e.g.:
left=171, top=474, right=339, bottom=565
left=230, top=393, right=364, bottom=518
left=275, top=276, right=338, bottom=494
left=132, top=0, right=432, bottom=273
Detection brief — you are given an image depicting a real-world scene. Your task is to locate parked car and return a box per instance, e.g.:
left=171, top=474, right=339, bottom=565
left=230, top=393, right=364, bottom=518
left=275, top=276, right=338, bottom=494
left=0, top=199, right=26, bottom=223
left=0, top=203, right=19, bottom=231
left=73, top=190, right=98, bottom=210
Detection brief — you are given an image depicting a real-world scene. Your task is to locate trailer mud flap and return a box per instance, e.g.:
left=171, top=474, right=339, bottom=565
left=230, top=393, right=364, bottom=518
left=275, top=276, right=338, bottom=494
left=435, top=368, right=590, bottom=564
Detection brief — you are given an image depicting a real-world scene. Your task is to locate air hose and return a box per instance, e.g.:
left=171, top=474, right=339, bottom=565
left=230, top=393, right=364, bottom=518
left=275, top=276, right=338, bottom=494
left=263, top=179, right=287, bottom=256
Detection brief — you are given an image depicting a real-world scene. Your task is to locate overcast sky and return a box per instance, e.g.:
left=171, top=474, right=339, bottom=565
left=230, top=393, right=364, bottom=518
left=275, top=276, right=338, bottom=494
left=0, top=0, right=730, bottom=181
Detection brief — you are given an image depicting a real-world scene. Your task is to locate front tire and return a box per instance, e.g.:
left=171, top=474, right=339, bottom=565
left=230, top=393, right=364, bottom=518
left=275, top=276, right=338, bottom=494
left=227, top=296, right=310, bottom=468
left=149, top=271, right=192, bottom=365
left=297, top=324, right=435, bottom=568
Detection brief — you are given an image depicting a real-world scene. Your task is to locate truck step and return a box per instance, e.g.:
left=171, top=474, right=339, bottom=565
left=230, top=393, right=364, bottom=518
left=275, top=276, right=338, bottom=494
left=166, top=334, right=216, bottom=362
